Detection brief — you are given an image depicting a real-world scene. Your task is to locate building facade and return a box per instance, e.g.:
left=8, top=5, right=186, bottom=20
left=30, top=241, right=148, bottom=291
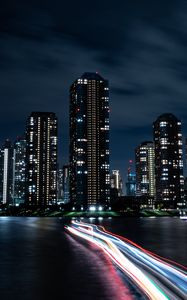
left=26, top=112, right=58, bottom=206
left=126, top=172, right=136, bottom=196
left=110, top=170, right=123, bottom=196
left=62, top=165, right=70, bottom=204
left=13, top=137, right=26, bottom=205
left=126, top=160, right=136, bottom=196
left=135, top=141, right=155, bottom=198
left=0, top=140, right=14, bottom=205
left=153, top=113, right=184, bottom=208
left=69, top=72, right=110, bottom=208
left=57, top=167, right=63, bottom=204
left=185, top=138, right=187, bottom=175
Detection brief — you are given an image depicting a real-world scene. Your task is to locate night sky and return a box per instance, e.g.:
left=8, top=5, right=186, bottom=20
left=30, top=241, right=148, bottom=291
left=1, top=0, right=187, bottom=190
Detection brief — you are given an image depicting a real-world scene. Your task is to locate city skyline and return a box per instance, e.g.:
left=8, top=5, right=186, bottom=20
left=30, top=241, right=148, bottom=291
left=1, top=3, right=187, bottom=300
left=2, top=1, right=187, bottom=186
left=0, top=108, right=186, bottom=193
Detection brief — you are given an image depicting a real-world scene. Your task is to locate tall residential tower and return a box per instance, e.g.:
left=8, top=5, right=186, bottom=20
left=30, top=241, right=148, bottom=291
left=110, top=170, right=123, bottom=197
left=26, top=112, right=58, bottom=206
left=153, top=113, right=184, bottom=208
left=13, top=137, right=26, bottom=205
left=135, top=141, right=155, bottom=198
left=69, top=72, right=110, bottom=208
left=0, top=140, right=14, bottom=205
left=62, top=165, right=70, bottom=204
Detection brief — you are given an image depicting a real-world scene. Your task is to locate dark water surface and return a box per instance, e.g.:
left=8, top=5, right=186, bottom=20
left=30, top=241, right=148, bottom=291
left=0, top=217, right=186, bottom=300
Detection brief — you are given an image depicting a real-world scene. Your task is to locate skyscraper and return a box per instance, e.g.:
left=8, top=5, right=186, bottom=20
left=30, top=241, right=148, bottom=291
left=185, top=138, right=187, bottom=173
left=69, top=72, right=110, bottom=208
left=13, top=137, right=26, bottom=205
left=135, top=141, right=155, bottom=197
left=153, top=113, right=184, bottom=208
left=26, top=112, right=58, bottom=206
left=126, top=174, right=136, bottom=197
left=126, top=160, right=136, bottom=196
left=110, top=170, right=123, bottom=196
left=57, top=165, right=70, bottom=204
left=0, top=140, right=14, bottom=205
left=62, top=165, right=70, bottom=204
left=57, top=167, right=63, bottom=203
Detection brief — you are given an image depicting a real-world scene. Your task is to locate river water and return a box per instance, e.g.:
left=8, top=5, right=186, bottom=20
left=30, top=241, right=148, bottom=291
left=0, top=217, right=186, bottom=300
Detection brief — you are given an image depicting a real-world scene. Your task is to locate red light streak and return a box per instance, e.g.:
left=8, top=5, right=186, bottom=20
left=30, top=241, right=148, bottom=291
left=99, top=225, right=187, bottom=272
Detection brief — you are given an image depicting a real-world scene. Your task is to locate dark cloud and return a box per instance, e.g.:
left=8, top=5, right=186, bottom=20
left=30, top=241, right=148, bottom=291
left=112, top=85, right=144, bottom=97
left=1, top=0, right=187, bottom=189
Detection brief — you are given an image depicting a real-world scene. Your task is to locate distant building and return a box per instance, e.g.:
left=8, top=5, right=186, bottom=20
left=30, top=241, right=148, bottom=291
left=113, top=195, right=154, bottom=212
left=185, top=138, right=187, bottom=174
left=111, top=170, right=123, bottom=196
left=57, top=165, right=70, bottom=204
left=25, top=112, right=58, bottom=206
left=125, top=160, right=136, bottom=196
left=135, top=141, right=155, bottom=198
left=63, top=165, right=70, bottom=204
left=69, top=72, right=110, bottom=208
left=126, top=172, right=136, bottom=196
left=13, top=137, right=26, bottom=205
left=0, top=140, right=14, bottom=205
left=57, top=167, right=63, bottom=203
left=184, top=177, right=187, bottom=204
left=153, top=113, right=184, bottom=208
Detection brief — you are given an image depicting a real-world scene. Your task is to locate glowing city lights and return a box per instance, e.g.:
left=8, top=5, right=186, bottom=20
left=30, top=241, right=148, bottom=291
left=66, top=221, right=187, bottom=300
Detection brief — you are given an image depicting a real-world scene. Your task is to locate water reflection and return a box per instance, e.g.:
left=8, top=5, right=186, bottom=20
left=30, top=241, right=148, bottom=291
left=66, top=233, right=142, bottom=300
left=89, top=217, right=187, bottom=267
left=0, top=217, right=186, bottom=300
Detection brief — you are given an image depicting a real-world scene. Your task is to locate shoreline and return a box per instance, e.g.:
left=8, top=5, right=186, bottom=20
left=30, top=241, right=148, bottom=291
left=0, top=209, right=184, bottom=218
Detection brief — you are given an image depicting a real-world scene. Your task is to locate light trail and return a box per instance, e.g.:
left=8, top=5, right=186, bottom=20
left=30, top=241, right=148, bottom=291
left=66, top=226, right=167, bottom=300
left=93, top=222, right=187, bottom=299
left=99, top=225, right=187, bottom=273
left=65, top=220, right=187, bottom=300
left=93, top=225, right=187, bottom=295
left=66, top=233, right=135, bottom=300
